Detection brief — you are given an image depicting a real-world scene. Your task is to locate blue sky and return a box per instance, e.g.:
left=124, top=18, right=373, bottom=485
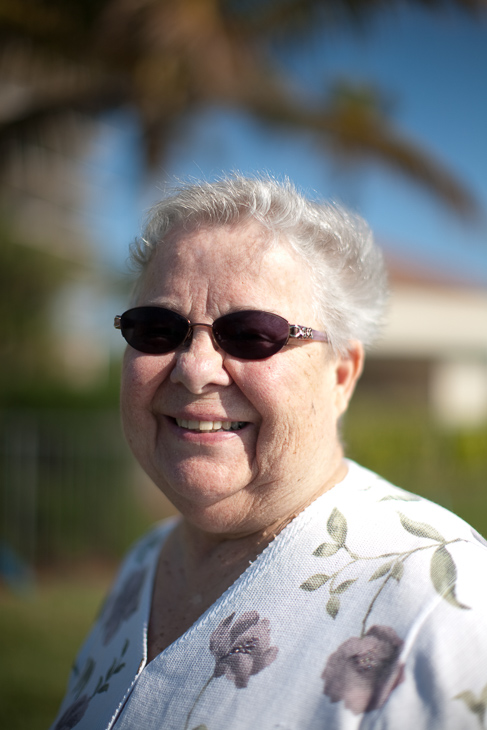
left=84, top=3, right=487, bottom=286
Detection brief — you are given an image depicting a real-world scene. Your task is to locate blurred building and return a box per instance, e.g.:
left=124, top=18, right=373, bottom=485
left=362, top=256, right=487, bottom=427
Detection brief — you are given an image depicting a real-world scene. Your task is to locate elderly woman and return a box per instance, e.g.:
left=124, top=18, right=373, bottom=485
left=51, top=177, right=487, bottom=730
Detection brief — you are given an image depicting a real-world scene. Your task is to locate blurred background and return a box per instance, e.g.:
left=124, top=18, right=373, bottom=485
left=0, top=1, right=486, bottom=727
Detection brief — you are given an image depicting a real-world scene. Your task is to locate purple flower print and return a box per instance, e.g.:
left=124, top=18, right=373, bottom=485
left=322, top=625, right=405, bottom=715
left=102, top=567, right=147, bottom=644
left=54, top=694, right=90, bottom=730
left=209, top=611, right=279, bottom=688
left=184, top=612, right=278, bottom=729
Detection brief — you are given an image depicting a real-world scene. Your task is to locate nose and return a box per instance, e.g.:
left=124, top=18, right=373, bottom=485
left=169, top=325, right=233, bottom=393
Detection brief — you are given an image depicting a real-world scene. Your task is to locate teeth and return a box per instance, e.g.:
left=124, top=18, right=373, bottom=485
left=176, top=419, right=245, bottom=432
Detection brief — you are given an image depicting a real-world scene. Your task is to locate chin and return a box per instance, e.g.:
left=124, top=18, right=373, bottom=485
left=151, top=467, right=246, bottom=508
left=161, top=477, right=258, bottom=535
left=161, top=457, right=252, bottom=496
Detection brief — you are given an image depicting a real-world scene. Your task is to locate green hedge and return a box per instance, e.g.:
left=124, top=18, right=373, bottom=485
left=343, top=398, right=487, bottom=537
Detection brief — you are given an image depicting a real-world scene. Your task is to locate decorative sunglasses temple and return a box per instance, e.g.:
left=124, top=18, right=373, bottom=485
left=114, top=316, right=121, bottom=329
left=289, top=324, right=328, bottom=342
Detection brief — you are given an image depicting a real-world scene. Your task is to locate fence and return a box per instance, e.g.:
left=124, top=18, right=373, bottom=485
left=0, top=409, right=151, bottom=571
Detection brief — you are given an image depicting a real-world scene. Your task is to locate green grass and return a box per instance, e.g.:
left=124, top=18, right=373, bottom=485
left=0, top=574, right=111, bottom=730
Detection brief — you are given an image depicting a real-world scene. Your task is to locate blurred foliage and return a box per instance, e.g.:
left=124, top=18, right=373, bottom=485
left=0, top=360, right=122, bottom=409
left=0, top=219, right=71, bottom=395
left=0, top=0, right=484, bottom=216
left=344, top=396, right=487, bottom=537
left=0, top=217, right=126, bottom=408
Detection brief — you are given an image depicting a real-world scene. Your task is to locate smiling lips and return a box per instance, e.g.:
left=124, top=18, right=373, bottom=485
left=175, top=418, right=246, bottom=432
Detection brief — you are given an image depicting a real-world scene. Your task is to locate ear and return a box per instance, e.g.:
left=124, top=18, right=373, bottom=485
left=334, top=340, right=365, bottom=418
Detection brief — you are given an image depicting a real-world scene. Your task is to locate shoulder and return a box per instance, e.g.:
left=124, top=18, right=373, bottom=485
left=338, top=460, right=487, bottom=553
left=302, top=460, right=487, bottom=644
left=49, top=519, right=178, bottom=730
left=300, top=463, right=487, bottom=728
left=61, top=520, right=177, bottom=694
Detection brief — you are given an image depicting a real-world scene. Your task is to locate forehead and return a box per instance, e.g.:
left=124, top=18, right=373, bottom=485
left=136, top=221, right=315, bottom=318
left=161, top=220, right=272, bottom=271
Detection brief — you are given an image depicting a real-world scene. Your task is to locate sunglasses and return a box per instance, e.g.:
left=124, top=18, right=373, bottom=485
left=114, top=306, right=328, bottom=360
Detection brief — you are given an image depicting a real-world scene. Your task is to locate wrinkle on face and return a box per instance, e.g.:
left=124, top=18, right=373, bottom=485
left=121, top=221, right=358, bottom=538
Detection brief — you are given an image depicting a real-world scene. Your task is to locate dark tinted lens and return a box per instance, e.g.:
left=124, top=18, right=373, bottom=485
left=120, top=307, right=189, bottom=354
left=213, top=310, right=289, bottom=359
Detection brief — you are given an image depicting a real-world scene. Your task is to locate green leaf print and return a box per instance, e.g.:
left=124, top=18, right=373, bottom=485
left=106, top=658, right=117, bottom=680
left=72, top=657, right=95, bottom=700
left=331, top=579, right=357, bottom=594
left=94, top=676, right=104, bottom=694
left=390, top=561, right=404, bottom=581
left=300, top=574, right=330, bottom=591
left=326, top=595, right=340, bottom=619
left=369, top=561, right=395, bottom=581
left=454, top=684, right=487, bottom=726
left=313, top=542, right=340, bottom=558
left=430, top=546, right=470, bottom=610
left=327, top=508, right=347, bottom=545
left=399, top=513, right=445, bottom=542
left=301, top=506, right=471, bottom=637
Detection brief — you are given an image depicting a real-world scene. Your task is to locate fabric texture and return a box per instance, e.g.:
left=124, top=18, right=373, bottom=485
left=49, top=461, right=487, bottom=730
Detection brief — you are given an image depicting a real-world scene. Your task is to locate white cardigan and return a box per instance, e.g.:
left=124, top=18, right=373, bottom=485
left=50, top=461, right=487, bottom=730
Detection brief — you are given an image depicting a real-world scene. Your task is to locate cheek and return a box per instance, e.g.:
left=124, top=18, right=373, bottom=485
left=239, top=354, right=337, bottom=448
left=120, top=352, right=173, bottom=427
left=230, top=358, right=314, bottom=443
left=236, top=352, right=331, bottom=412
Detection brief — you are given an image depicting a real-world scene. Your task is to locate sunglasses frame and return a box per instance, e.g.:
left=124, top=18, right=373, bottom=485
left=114, top=306, right=328, bottom=359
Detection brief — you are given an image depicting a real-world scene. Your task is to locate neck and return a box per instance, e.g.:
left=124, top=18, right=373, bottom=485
left=176, top=457, right=349, bottom=578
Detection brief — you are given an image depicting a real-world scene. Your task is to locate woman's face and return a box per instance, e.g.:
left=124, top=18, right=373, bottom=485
left=121, top=222, right=363, bottom=537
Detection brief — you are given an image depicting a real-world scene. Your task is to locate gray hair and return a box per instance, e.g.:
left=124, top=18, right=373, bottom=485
left=130, top=175, right=388, bottom=353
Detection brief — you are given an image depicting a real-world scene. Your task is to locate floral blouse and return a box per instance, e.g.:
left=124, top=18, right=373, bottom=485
left=50, top=461, right=487, bottom=730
